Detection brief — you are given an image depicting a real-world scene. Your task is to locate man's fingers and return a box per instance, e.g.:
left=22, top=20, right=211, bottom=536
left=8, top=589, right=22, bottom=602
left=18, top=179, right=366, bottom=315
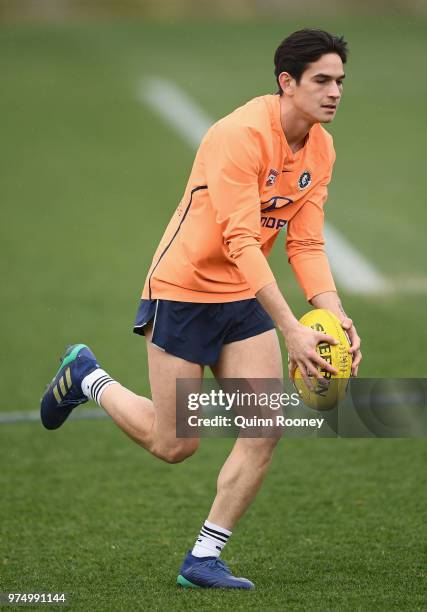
left=352, top=351, right=363, bottom=367
left=351, top=351, right=362, bottom=376
left=317, top=332, right=340, bottom=346
left=349, top=339, right=361, bottom=354
left=312, top=352, right=338, bottom=375
left=348, top=334, right=361, bottom=353
left=296, top=362, right=314, bottom=391
left=305, top=361, right=324, bottom=381
left=290, top=359, right=318, bottom=390
left=288, top=357, right=297, bottom=381
left=340, top=317, right=353, bottom=330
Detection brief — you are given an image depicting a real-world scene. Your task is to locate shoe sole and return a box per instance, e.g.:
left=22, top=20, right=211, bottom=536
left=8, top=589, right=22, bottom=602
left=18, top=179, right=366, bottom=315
left=176, top=574, right=254, bottom=589
left=176, top=575, right=201, bottom=588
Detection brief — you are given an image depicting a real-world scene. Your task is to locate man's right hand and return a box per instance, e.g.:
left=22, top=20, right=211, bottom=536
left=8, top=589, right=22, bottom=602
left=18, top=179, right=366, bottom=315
left=255, top=282, right=339, bottom=389
left=284, top=322, right=339, bottom=389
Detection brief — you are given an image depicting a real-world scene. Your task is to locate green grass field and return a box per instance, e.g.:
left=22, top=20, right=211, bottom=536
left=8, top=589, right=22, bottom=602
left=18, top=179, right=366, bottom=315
left=1, top=17, right=426, bottom=610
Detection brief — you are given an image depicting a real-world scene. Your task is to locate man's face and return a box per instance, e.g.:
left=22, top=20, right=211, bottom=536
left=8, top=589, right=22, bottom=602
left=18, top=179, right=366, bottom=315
left=285, top=53, right=345, bottom=124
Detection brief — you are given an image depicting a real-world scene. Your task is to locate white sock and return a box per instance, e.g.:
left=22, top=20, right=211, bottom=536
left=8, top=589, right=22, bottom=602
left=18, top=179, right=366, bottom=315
left=191, top=520, right=232, bottom=558
left=81, top=368, right=117, bottom=406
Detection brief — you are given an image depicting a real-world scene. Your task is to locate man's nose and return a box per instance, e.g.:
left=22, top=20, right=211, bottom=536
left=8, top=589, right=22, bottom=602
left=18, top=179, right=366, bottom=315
left=328, top=82, right=341, bottom=98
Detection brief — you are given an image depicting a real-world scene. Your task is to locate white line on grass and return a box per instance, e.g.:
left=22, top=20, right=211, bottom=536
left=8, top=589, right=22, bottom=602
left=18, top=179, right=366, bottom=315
left=323, top=225, right=390, bottom=294
left=142, top=78, right=211, bottom=148
left=0, top=408, right=107, bottom=425
left=138, top=77, right=390, bottom=295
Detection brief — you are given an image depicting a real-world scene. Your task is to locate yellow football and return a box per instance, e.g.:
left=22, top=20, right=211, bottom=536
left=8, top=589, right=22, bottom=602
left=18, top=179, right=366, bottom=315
left=294, top=309, right=352, bottom=411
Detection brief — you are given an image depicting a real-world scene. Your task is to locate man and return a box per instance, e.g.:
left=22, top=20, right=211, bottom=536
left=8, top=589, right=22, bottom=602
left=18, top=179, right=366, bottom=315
left=41, top=29, right=361, bottom=589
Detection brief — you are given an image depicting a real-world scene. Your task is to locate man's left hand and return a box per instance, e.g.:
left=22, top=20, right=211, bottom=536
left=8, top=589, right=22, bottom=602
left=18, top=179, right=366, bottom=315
left=340, top=317, right=362, bottom=376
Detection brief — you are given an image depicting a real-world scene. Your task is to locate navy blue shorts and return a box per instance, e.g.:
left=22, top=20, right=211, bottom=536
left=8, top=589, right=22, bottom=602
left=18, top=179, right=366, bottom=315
left=133, top=298, right=275, bottom=365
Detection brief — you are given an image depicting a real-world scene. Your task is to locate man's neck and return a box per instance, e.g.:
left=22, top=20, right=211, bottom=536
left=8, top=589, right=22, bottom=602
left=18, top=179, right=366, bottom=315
left=279, top=94, right=314, bottom=154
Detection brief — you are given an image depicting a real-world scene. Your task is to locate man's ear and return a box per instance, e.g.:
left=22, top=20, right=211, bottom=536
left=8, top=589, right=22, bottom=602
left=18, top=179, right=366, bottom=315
left=278, top=71, right=295, bottom=96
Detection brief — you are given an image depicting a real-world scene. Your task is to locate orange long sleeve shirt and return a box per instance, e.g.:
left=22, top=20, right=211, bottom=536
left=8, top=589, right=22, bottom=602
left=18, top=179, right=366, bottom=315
left=142, top=94, right=336, bottom=303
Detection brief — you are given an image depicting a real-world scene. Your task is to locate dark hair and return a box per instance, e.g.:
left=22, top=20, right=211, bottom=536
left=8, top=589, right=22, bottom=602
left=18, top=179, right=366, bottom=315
left=274, top=29, right=348, bottom=94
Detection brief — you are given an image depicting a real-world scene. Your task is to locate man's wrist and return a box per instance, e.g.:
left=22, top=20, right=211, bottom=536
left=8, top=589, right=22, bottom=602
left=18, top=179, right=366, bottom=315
left=310, top=291, right=346, bottom=323
left=277, top=315, right=299, bottom=336
left=256, top=282, right=299, bottom=336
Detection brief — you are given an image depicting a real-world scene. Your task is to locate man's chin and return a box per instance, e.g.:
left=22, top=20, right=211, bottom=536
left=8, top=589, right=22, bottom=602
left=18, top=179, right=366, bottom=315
left=309, top=111, right=336, bottom=125
left=319, top=110, right=337, bottom=124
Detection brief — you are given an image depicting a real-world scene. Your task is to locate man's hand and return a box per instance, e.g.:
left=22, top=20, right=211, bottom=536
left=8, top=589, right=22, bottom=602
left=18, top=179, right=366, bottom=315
left=255, top=283, right=361, bottom=385
left=285, top=322, right=339, bottom=389
left=340, top=317, right=362, bottom=376
left=309, top=292, right=362, bottom=377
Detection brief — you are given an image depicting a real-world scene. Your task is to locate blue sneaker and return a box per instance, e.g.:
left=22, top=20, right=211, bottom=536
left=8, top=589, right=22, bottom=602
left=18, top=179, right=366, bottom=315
left=40, top=344, right=99, bottom=430
left=177, top=551, right=254, bottom=589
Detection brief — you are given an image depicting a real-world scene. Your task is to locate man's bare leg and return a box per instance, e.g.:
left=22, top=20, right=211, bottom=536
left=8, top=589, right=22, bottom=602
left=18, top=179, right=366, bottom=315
left=99, top=324, right=203, bottom=463
left=176, top=331, right=281, bottom=589
left=208, top=329, right=283, bottom=530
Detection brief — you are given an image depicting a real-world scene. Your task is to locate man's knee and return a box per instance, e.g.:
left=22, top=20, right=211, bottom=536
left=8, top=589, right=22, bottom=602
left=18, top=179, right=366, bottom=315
left=156, top=438, right=200, bottom=464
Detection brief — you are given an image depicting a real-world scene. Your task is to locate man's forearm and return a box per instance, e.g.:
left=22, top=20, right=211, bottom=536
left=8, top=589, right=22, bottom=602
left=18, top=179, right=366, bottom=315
left=256, top=282, right=298, bottom=335
left=310, top=291, right=347, bottom=322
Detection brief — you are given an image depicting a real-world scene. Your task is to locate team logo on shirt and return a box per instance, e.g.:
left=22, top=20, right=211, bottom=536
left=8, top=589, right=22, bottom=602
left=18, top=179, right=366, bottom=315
left=261, top=195, right=293, bottom=213
left=298, top=170, right=312, bottom=190
left=266, top=169, right=279, bottom=186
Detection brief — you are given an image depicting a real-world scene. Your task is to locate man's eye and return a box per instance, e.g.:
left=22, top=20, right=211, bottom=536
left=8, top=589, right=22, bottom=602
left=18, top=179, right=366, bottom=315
left=337, top=80, right=343, bottom=86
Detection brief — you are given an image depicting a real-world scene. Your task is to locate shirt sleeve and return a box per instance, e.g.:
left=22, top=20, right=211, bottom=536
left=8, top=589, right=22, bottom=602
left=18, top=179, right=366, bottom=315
left=286, top=169, right=336, bottom=301
left=204, top=121, right=276, bottom=294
